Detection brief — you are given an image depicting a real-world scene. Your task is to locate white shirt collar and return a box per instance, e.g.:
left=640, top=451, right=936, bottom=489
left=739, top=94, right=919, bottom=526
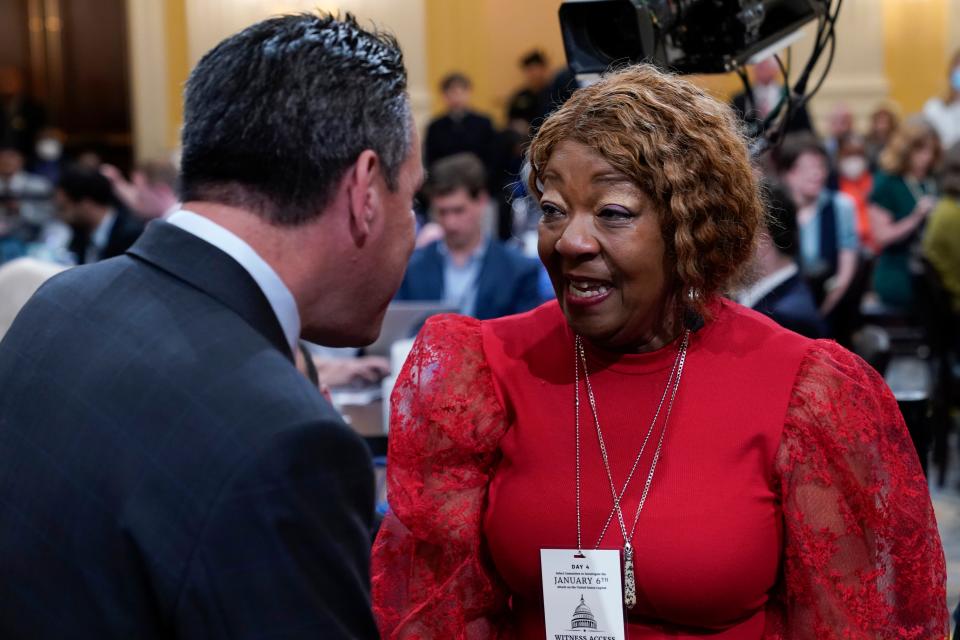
left=90, top=209, right=116, bottom=251
left=737, top=263, right=799, bottom=310
left=166, top=209, right=301, bottom=354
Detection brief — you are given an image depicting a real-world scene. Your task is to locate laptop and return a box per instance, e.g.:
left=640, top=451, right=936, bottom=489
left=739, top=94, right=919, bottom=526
left=364, top=301, right=458, bottom=357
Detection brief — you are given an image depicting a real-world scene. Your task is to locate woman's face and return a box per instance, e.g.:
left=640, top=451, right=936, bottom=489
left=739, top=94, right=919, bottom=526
left=909, top=138, right=937, bottom=177
left=537, top=140, right=673, bottom=350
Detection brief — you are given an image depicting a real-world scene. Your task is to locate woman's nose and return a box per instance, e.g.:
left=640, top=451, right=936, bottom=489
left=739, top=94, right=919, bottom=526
left=555, top=214, right=599, bottom=258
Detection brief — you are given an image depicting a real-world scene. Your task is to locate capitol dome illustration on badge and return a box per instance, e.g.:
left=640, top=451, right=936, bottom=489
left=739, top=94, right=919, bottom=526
left=571, top=595, right=598, bottom=630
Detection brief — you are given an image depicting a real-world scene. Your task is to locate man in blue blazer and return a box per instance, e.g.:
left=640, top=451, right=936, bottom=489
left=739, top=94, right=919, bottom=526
left=0, top=14, right=421, bottom=639
left=738, top=182, right=828, bottom=339
left=397, top=152, right=545, bottom=320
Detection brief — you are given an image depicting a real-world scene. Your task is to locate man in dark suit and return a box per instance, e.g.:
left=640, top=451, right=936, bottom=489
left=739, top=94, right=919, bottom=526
left=424, top=73, right=498, bottom=181
left=56, top=165, right=144, bottom=264
left=0, top=13, right=421, bottom=639
left=738, top=182, right=828, bottom=338
left=396, top=152, right=543, bottom=320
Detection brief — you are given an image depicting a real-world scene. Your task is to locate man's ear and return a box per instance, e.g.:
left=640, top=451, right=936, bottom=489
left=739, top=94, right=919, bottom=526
left=344, top=149, right=382, bottom=246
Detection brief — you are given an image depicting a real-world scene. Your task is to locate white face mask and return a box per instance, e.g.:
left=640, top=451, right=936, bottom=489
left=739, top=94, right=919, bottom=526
left=839, top=156, right=867, bottom=180
left=35, top=138, right=62, bottom=161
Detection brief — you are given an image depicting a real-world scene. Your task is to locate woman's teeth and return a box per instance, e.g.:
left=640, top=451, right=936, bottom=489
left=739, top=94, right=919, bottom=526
left=569, top=281, right=611, bottom=298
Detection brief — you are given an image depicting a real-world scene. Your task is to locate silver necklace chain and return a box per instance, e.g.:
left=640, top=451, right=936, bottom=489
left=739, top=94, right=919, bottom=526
left=574, top=330, right=690, bottom=553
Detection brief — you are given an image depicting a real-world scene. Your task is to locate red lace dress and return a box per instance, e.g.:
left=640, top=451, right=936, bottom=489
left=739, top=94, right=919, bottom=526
left=372, top=299, right=946, bottom=639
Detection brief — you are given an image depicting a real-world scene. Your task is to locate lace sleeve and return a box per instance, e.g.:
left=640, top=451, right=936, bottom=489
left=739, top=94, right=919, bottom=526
left=371, top=315, right=512, bottom=639
left=767, top=341, right=947, bottom=639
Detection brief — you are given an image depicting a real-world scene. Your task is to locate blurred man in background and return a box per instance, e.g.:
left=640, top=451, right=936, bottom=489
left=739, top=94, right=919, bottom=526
left=424, top=72, right=497, bottom=179
left=396, top=152, right=542, bottom=319
left=56, top=166, right=143, bottom=264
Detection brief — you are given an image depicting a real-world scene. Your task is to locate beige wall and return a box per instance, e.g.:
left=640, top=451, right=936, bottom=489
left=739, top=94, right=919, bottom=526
left=425, top=0, right=566, bottom=124
left=127, top=0, right=170, bottom=162
left=127, top=0, right=960, bottom=159
left=792, top=0, right=888, bottom=132
left=182, top=0, right=430, bottom=129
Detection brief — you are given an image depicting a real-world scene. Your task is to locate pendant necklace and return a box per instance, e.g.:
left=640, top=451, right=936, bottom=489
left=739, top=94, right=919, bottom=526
left=573, top=330, right=689, bottom=609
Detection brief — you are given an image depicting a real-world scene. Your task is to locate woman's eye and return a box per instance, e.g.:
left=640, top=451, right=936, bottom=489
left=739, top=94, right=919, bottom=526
left=598, top=206, right=635, bottom=221
left=540, top=202, right=565, bottom=220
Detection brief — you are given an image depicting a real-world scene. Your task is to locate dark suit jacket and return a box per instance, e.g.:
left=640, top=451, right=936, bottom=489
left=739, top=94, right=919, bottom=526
left=424, top=111, right=497, bottom=175
left=753, top=272, right=828, bottom=339
left=68, top=206, right=145, bottom=264
left=395, top=238, right=542, bottom=320
left=0, top=221, right=378, bottom=639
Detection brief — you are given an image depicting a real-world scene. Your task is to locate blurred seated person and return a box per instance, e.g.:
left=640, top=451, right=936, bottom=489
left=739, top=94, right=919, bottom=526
left=56, top=166, right=143, bottom=265
left=424, top=73, right=497, bottom=177
left=29, top=128, right=65, bottom=183
left=923, top=50, right=960, bottom=149
left=866, top=101, right=899, bottom=171
left=102, top=157, right=180, bottom=220
left=0, top=141, right=52, bottom=220
left=835, top=133, right=876, bottom=252
left=923, top=142, right=960, bottom=313
left=731, top=57, right=813, bottom=136
left=824, top=102, right=855, bottom=165
left=506, top=50, right=551, bottom=134
left=737, top=182, right=828, bottom=338
left=776, top=133, right=859, bottom=315
left=0, top=66, right=45, bottom=162
left=869, top=116, right=940, bottom=310
left=395, top=152, right=543, bottom=319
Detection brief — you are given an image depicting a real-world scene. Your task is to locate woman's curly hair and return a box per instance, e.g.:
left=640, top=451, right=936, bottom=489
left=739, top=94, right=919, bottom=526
left=527, top=64, right=763, bottom=318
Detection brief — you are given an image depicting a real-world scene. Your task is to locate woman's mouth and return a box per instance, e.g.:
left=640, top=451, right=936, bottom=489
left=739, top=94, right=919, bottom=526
left=565, top=279, right=614, bottom=307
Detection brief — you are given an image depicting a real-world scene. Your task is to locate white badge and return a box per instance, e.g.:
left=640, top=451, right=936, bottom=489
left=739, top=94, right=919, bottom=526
left=540, top=549, right=627, bottom=640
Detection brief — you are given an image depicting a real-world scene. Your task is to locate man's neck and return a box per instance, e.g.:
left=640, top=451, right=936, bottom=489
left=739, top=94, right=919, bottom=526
left=446, top=233, right=485, bottom=266
left=181, top=201, right=307, bottom=305
left=758, top=252, right=795, bottom=279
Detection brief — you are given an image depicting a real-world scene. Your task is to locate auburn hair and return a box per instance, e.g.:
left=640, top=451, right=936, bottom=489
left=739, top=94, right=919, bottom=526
left=527, top=64, right=763, bottom=317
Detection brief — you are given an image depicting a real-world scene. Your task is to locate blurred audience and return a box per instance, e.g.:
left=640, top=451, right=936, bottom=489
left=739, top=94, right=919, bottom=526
left=869, top=116, right=940, bottom=310
left=866, top=102, right=900, bottom=170
left=424, top=72, right=497, bottom=178
left=0, top=141, right=52, bottom=221
left=29, top=128, right=66, bottom=183
left=923, top=50, right=960, bottom=149
left=776, top=133, right=860, bottom=316
left=738, top=181, right=827, bottom=338
left=0, top=66, right=45, bottom=162
left=835, top=132, right=876, bottom=251
left=102, top=157, right=179, bottom=221
left=732, top=57, right=814, bottom=136
left=824, top=102, right=855, bottom=164
left=56, top=166, right=143, bottom=265
left=923, top=142, right=960, bottom=313
left=395, top=152, right=543, bottom=319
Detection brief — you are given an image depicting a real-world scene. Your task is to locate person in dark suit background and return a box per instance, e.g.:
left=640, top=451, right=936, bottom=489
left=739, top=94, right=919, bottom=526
left=424, top=72, right=498, bottom=181
left=0, top=66, right=46, bottom=163
left=396, top=152, right=543, bottom=320
left=731, top=57, right=814, bottom=137
left=737, top=181, right=828, bottom=338
left=0, top=13, right=421, bottom=639
left=56, top=165, right=144, bottom=264
left=506, top=50, right=552, bottom=132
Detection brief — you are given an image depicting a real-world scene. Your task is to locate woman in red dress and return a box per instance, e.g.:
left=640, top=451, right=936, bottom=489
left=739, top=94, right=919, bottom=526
left=371, top=65, right=946, bottom=638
